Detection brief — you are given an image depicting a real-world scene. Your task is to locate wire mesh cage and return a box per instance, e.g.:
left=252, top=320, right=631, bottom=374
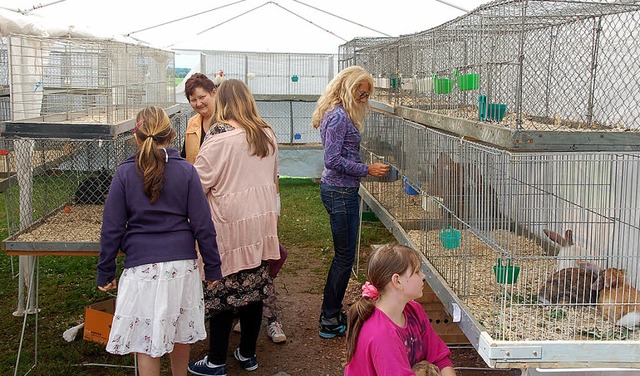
left=1, top=109, right=191, bottom=247
left=178, top=49, right=337, bottom=96
left=360, top=109, right=640, bottom=367
left=256, top=100, right=319, bottom=144
left=6, top=34, right=175, bottom=128
left=342, top=0, right=640, bottom=135
left=0, top=36, right=9, bottom=122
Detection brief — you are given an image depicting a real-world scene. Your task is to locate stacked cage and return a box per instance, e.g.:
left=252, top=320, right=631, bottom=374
left=0, top=37, right=9, bottom=121
left=6, top=34, right=174, bottom=126
left=179, top=49, right=337, bottom=145
left=354, top=0, right=640, bottom=368
left=1, top=109, right=191, bottom=249
left=360, top=109, right=640, bottom=368
left=189, top=49, right=337, bottom=96
left=344, top=0, right=640, bottom=133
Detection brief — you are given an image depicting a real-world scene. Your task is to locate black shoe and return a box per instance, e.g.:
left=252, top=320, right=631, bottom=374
left=233, top=348, right=258, bottom=371
left=319, top=312, right=347, bottom=339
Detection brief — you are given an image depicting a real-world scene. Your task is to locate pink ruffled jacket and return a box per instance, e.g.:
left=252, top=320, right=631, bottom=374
left=194, top=127, right=280, bottom=277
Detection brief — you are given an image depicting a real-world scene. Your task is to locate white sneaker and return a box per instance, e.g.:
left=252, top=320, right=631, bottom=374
left=267, top=321, right=287, bottom=343
left=233, top=321, right=241, bottom=333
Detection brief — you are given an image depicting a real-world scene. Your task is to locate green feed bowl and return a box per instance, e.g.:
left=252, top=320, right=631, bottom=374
left=439, top=228, right=461, bottom=249
left=433, top=78, right=454, bottom=94
left=493, top=265, right=520, bottom=284
left=457, top=73, right=479, bottom=91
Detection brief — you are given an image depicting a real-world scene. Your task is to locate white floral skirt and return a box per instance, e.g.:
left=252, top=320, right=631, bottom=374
left=106, top=259, right=206, bottom=357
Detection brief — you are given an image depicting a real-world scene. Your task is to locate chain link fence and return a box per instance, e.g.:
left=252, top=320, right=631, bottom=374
left=1, top=109, right=190, bottom=244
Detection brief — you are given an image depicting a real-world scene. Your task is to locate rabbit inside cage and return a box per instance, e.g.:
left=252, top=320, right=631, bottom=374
left=74, top=169, right=113, bottom=205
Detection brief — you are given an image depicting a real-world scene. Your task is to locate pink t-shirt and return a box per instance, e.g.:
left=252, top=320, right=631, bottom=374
left=344, top=300, right=453, bottom=376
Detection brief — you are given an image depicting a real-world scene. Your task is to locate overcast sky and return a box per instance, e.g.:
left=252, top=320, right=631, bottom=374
left=2, top=0, right=490, bottom=66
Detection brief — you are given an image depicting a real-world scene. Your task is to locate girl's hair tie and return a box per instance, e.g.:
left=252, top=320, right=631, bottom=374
left=134, top=119, right=143, bottom=133
left=361, top=281, right=379, bottom=299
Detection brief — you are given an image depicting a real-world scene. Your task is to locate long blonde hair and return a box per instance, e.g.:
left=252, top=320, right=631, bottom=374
left=312, top=65, right=374, bottom=131
left=134, top=106, right=176, bottom=203
left=211, top=79, right=275, bottom=158
left=345, top=243, right=421, bottom=364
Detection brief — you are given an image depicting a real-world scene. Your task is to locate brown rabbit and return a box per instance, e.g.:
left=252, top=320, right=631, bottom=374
left=412, top=360, right=441, bottom=376
left=593, top=268, right=640, bottom=329
left=537, top=261, right=601, bottom=305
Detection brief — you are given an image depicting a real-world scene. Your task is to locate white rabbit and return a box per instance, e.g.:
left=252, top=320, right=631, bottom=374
left=543, top=229, right=588, bottom=271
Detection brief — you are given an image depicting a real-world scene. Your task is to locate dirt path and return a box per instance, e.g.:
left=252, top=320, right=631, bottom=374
left=190, top=246, right=522, bottom=376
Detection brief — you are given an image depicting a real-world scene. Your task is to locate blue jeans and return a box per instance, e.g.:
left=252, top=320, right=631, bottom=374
left=319, top=183, right=360, bottom=319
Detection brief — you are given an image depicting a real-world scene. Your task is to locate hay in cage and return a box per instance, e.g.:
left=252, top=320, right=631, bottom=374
left=408, top=228, right=640, bottom=342
left=12, top=205, right=104, bottom=243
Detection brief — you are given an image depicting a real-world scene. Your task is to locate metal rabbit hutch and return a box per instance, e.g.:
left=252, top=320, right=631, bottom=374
left=2, top=34, right=175, bottom=138
left=0, top=34, right=190, bottom=371
left=352, top=0, right=640, bottom=370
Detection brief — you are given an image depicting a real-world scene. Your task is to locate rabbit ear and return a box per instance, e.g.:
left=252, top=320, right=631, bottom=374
left=592, top=275, right=605, bottom=291
left=577, top=260, right=601, bottom=272
left=564, top=230, right=574, bottom=246
left=544, top=229, right=567, bottom=246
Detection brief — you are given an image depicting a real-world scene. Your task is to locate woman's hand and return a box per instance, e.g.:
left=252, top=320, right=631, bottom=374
left=206, top=280, right=220, bottom=288
left=98, top=279, right=117, bottom=292
left=367, top=162, right=391, bottom=178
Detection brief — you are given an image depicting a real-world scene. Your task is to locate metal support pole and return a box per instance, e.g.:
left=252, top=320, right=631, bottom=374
left=13, top=139, right=36, bottom=317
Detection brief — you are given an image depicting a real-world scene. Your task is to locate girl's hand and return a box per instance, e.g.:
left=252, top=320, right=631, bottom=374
left=98, top=279, right=117, bottom=292
left=206, top=280, right=220, bottom=288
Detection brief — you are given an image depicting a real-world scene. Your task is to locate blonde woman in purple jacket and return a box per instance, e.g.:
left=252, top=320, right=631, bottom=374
left=312, top=65, right=390, bottom=339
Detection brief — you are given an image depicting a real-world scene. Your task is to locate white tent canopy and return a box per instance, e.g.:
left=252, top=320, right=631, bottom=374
left=0, top=0, right=489, bottom=54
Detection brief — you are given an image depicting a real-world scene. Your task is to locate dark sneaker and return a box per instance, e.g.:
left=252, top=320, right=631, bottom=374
left=188, top=356, right=227, bottom=376
left=318, top=312, right=347, bottom=339
left=233, top=348, right=258, bottom=371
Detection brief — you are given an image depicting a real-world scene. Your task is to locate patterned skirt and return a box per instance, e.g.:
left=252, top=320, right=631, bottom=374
left=106, top=259, right=206, bottom=357
left=203, top=262, right=272, bottom=318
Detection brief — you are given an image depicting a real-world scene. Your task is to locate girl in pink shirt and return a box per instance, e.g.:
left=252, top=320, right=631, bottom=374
left=345, top=244, right=457, bottom=376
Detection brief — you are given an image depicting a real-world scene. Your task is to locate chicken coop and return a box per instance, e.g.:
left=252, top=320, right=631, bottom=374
left=350, top=0, right=640, bottom=370
left=1, top=34, right=175, bottom=138
left=341, top=0, right=640, bottom=150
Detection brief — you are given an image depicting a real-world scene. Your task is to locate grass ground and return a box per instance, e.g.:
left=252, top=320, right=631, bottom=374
left=0, top=177, right=395, bottom=375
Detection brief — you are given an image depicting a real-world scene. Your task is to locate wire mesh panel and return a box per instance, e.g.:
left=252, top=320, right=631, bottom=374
left=337, top=37, right=397, bottom=72
left=257, top=101, right=318, bottom=145
left=0, top=37, right=8, bottom=122
left=189, top=49, right=336, bottom=96
left=360, top=109, right=640, bottom=366
left=341, top=0, right=640, bottom=134
left=7, top=34, right=175, bottom=124
left=1, top=111, right=189, bottom=245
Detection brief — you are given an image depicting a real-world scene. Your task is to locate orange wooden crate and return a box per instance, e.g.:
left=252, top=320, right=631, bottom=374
left=417, top=283, right=469, bottom=345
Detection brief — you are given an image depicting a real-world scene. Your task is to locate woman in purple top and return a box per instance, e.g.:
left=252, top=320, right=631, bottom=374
left=311, top=65, right=390, bottom=339
left=97, top=106, right=222, bottom=376
left=345, top=244, right=457, bottom=376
